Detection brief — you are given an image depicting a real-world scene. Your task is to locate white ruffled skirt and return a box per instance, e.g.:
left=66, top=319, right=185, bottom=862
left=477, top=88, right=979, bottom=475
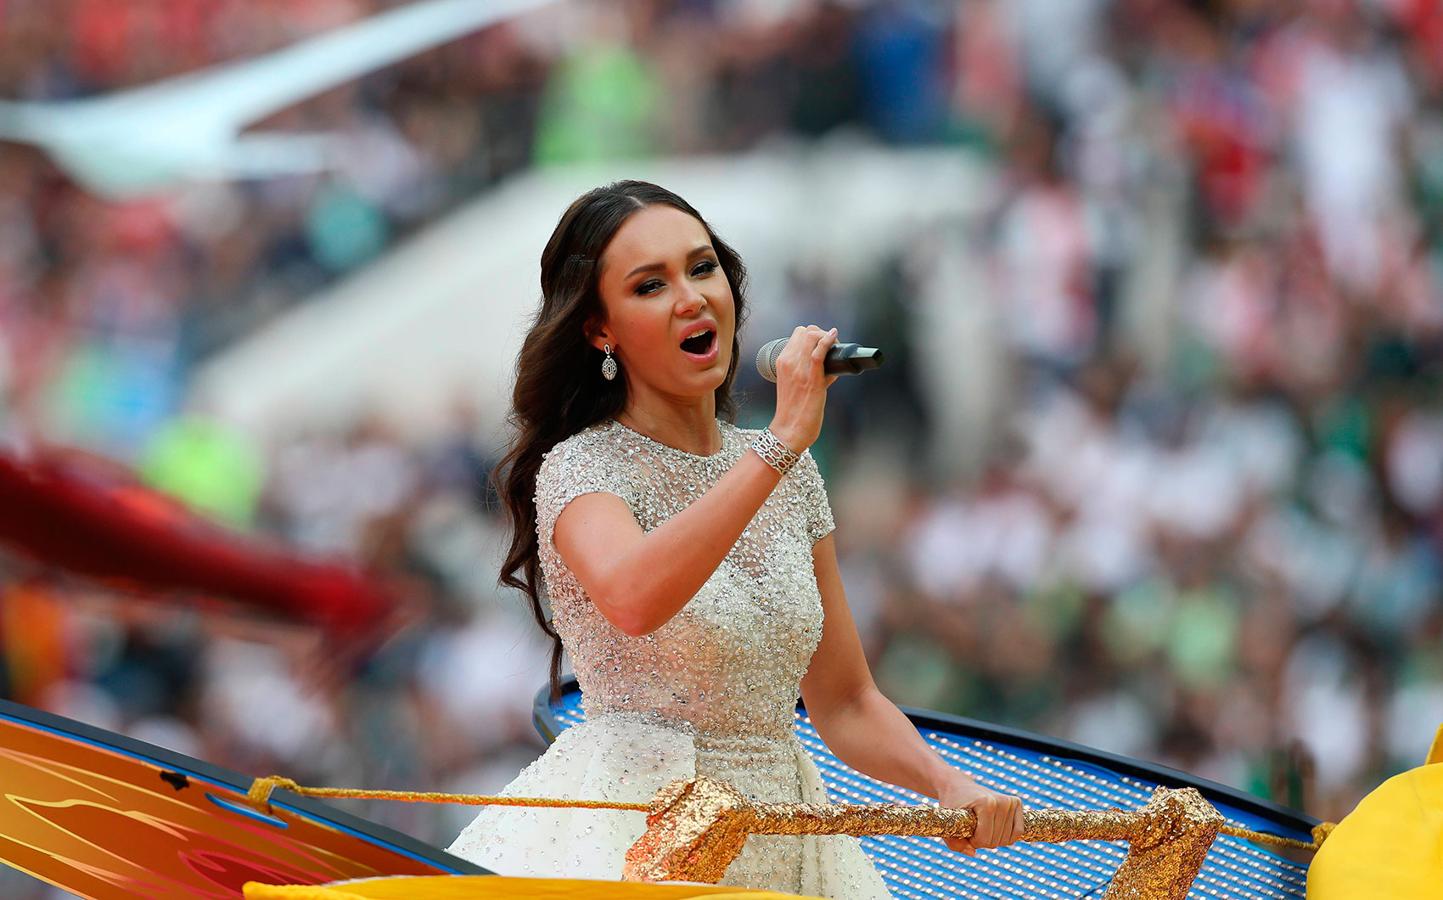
left=446, top=712, right=890, bottom=898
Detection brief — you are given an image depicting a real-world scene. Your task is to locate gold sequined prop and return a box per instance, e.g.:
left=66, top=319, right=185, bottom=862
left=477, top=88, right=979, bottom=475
left=623, top=777, right=1225, bottom=900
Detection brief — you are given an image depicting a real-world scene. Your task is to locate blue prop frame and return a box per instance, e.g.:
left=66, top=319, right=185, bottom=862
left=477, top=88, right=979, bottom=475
left=536, top=677, right=1316, bottom=900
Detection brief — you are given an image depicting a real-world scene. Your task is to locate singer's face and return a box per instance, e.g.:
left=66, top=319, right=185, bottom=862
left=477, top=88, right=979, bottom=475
left=593, top=204, right=735, bottom=400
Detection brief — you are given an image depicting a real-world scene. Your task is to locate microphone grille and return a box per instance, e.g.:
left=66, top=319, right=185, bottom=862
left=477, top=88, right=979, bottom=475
left=756, top=338, right=787, bottom=382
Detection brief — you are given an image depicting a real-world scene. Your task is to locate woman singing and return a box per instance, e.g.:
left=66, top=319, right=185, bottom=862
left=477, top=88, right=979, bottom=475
left=448, top=180, right=1024, bottom=896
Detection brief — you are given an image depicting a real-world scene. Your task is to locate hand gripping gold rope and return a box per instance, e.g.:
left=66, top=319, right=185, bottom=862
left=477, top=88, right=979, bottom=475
left=622, top=777, right=1229, bottom=898
left=246, top=774, right=1329, bottom=899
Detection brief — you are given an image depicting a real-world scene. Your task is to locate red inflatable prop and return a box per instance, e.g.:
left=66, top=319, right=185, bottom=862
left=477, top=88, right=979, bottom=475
left=0, top=446, right=393, bottom=642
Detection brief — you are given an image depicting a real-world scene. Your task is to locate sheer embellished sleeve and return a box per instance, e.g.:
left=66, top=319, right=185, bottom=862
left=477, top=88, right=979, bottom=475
left=534, top=431, right=637, bottom=552
left=794, top=449, right=836, bottom=545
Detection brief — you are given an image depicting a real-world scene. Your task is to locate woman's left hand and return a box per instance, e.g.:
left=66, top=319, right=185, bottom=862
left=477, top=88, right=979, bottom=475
left=936, top=771, right=1025, bottom=856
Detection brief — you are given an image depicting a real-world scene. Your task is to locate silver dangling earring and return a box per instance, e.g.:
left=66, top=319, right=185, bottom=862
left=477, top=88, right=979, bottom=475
left=601, top=343, right=618, bottom=381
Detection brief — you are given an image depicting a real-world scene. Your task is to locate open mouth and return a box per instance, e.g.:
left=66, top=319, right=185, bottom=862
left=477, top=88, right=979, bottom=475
left=680, top=328, right=716, bottom=357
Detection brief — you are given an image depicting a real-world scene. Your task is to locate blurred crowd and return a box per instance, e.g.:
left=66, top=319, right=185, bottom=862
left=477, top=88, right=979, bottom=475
left=2, top=1, right=1442, bottom=895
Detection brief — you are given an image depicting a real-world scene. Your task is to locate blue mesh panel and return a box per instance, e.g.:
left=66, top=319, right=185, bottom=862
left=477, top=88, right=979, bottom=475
left=543, top=690, right=1310, bottom=900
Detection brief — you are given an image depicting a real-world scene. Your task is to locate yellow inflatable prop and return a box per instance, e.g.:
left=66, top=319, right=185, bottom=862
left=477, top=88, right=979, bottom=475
left=243, top=876, right=821, bottom=900
left=1306, top=723, right=1443, bottom=899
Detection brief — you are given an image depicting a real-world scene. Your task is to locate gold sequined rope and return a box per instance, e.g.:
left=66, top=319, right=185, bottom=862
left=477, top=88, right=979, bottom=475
left=246, top=773, right=1330, bottom=898
left=621, top=776, right=1230, bottom=895
left=247, top=774, right=1333, bottom=853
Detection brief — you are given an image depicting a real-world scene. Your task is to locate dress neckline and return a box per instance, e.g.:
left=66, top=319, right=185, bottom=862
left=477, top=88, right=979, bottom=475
left=610, top=417, right=732, bottom=461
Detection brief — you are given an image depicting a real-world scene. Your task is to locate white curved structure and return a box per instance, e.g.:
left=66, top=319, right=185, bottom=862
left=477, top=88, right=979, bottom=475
left=192, top=146, right=992, bottom=451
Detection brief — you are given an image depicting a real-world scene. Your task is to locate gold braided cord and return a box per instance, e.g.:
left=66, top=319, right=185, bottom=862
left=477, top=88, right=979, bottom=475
left=1219, top=820, right=1336, bottom=852
left=247, top=774, right=1335, bottom=852
left=244, top=771, right=1333, bottom=893
left=245, top=775, right=649, bottom=813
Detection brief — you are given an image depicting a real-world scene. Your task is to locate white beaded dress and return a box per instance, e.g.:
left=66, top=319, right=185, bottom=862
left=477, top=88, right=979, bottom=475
left=448, top=417, right=891, bottom=898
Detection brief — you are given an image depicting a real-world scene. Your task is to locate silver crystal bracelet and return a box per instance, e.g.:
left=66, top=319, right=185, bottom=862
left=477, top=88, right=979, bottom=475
left=752, top=428, right=802, bottom=476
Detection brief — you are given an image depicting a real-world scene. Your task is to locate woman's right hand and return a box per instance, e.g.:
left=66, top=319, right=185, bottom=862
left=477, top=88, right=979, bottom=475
left=768, top=325, right=839, bottom=453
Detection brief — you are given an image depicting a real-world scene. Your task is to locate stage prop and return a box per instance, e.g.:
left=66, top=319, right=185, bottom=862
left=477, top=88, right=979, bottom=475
left=622, top=776, right=1224, bottom=898
left=0, top=699, right=485, bottom=899
left=0, top=448, right=393, bottom=641
left=0, top=677, right=1338, bottom=899
left=1305, top=723, right=1442, bottom=899
left=539, top=677, right=1321, bottom=900
left=224, top=765, right=1309, bottom=899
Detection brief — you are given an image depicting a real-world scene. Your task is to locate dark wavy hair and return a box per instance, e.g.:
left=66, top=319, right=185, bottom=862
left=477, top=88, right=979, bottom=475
left=494, top=180, right=750, bottom=698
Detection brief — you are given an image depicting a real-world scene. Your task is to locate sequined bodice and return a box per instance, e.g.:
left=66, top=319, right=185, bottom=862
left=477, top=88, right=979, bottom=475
left=534, top=418, right=835, bottom=742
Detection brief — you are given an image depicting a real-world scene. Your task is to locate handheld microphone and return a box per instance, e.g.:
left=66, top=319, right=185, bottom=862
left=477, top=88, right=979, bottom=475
left=755, top=337, right=884, bottom=382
